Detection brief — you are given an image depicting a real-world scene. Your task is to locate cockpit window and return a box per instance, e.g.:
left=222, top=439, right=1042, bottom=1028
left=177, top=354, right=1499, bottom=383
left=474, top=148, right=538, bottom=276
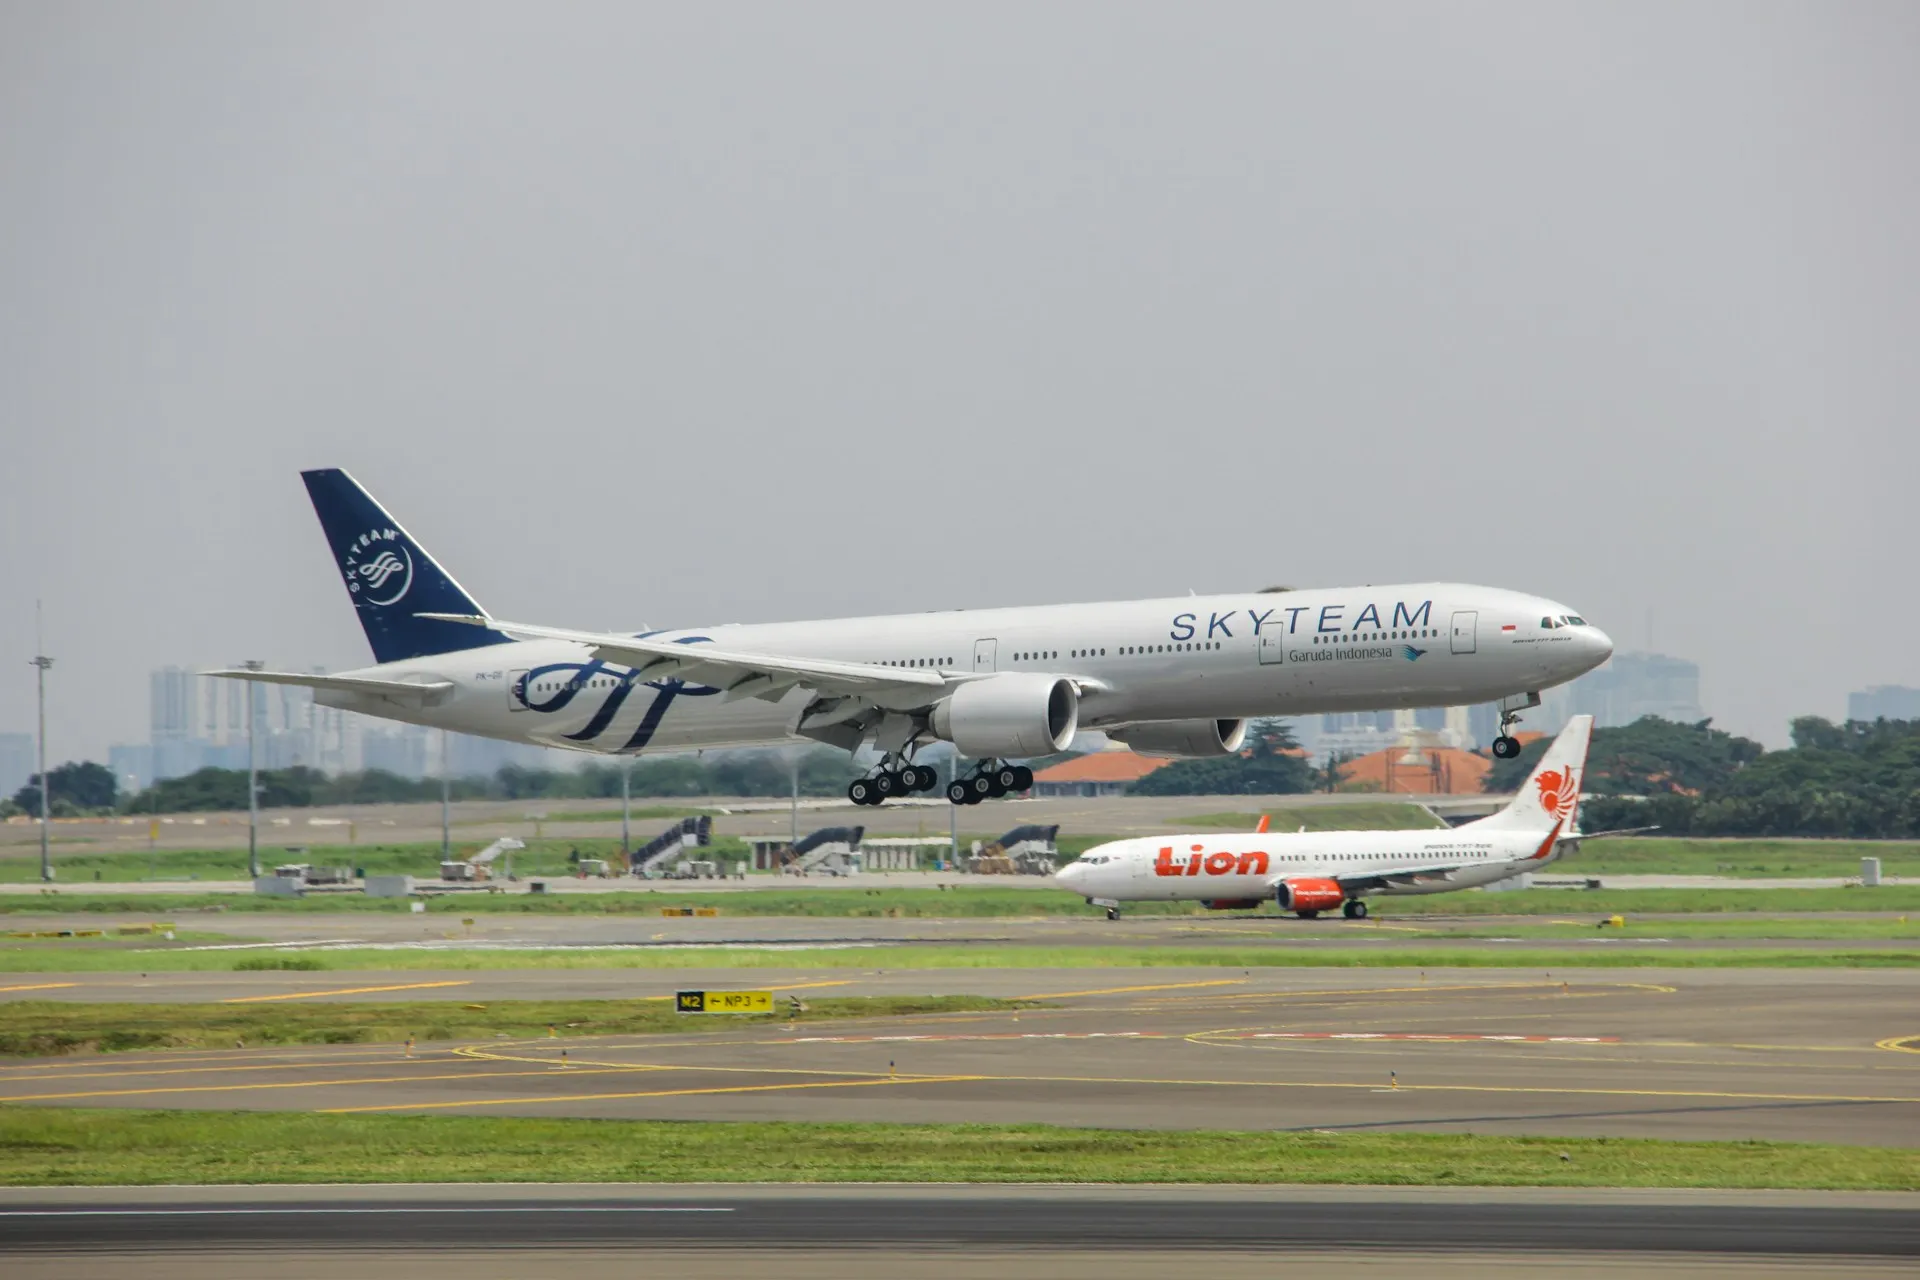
left=1566, top=615, right=1585, bottom=625
left=1539, top=616, right=1555, bottom=629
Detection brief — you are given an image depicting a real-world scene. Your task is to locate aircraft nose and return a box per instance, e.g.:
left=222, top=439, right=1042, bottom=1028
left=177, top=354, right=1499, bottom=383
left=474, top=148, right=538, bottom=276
left=1586, top=625, right=1614, bottom=661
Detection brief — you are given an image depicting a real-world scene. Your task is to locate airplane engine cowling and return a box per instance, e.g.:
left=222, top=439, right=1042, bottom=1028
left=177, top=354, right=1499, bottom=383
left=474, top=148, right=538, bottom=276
left=930, top=674, right=1079, bottom=759
left=1107, top=718, right=1248, bottom=759
left=1274, top=877, right=1345, bottom=912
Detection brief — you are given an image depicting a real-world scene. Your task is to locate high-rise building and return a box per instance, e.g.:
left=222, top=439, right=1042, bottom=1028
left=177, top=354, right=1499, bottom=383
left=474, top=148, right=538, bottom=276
left=1848, top=686, right=1920, bottom=723
left=1565, top=652, right=1704, bottom=728
left=0, top=733, right=33, bottom=799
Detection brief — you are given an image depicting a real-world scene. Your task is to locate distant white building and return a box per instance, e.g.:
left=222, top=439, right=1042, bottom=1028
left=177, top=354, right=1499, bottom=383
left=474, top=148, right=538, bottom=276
left=1564, top=651, right=1704, bottom=728
left=1848, top=686, right=1920, bottom=723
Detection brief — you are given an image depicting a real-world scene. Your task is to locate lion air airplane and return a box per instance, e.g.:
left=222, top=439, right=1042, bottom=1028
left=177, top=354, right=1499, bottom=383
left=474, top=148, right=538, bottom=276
left=209, top=471, right=1612, bottom=808
left=1054, top=715, right=1596, bottom=919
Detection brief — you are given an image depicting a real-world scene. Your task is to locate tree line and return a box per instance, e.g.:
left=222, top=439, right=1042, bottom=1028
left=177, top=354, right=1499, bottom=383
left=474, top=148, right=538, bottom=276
left=1485, top=715, right=1920, bottom=839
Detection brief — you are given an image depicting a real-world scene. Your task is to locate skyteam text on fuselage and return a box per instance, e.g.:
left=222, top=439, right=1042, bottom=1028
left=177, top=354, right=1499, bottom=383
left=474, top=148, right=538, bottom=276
left=209, top=470, right=1613, bottom=806
left=1056, top=716, right=1600, bottom=920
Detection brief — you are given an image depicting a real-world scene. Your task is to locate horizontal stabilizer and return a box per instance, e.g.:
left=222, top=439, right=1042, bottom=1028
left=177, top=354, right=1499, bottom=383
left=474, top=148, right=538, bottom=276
left=203, top=669, right=455, bottom=709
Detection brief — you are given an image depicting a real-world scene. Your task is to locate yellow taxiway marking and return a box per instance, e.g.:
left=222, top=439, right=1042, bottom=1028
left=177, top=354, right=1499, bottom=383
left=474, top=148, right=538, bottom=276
left=0, top=982, right=79, bottom=994
left=221, top=981, right=472, bottom=1004
left=1017, top=980, right=1247, bottom=1000
left=321, top=1073, right=986, bottom=1114
left=1876, top=1034, right=1920, bottom=1055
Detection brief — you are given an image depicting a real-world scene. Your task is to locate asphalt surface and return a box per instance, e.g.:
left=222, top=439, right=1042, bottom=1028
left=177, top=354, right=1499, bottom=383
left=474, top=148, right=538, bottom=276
left=1, top=1184, right=1916, bottom=1258
left=5, top=969, right=1917, bottom=1144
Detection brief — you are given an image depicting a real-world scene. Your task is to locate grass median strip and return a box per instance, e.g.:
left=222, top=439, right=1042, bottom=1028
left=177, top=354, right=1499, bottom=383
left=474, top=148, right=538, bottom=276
left=2, top=943, right=1917, bottom=975
left=0, top=995, right=1033, bottom=1057
left=0, top=1108, right=1912, bottom=1189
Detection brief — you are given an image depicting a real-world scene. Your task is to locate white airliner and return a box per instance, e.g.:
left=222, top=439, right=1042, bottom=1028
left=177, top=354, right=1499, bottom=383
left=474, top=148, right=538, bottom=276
left=1055, top=715, right=1596, bottom=919
left=211, top=471, right=1612, bottom=807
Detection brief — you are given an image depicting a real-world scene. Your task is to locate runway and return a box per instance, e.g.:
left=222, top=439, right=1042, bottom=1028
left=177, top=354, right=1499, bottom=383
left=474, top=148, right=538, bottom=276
left=5, top=970, right=1916, bottom=1144
left=1, top=1184, right=1915, bottom=1276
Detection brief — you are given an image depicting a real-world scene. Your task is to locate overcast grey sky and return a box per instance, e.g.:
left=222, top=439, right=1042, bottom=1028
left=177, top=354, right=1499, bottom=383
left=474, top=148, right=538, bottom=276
left=3, top=2, right=1916, bottom=763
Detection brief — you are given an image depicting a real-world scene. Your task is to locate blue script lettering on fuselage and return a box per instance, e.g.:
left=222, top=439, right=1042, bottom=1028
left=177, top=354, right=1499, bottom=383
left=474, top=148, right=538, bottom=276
left=1169, top=600, right=1433, bottom=639
left=514, top=635, right=721, bottom=750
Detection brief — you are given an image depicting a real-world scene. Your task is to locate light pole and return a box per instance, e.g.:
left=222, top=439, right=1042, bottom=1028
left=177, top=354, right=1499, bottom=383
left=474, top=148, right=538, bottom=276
left=620, top=757, right=632, bottom=863
left=242, top=659, right=264, bottom=878
left=439, top=729, right=451, bottom=863
left=30, top=647, right=53, bottom=884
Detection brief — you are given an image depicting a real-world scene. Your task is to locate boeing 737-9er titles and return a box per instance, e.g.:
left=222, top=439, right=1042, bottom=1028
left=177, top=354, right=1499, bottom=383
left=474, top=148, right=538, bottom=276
left=210, top=471, right=1613, bottom=807
left=1056, top=716, right=1603, bottom=919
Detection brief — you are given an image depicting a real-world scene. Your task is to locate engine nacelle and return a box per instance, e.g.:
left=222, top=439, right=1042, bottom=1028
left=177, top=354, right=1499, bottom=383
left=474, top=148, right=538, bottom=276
left=930, top=674, right=1079, bottom=759
left=1274, top=877, right=1345, bottom=912
left=1107, top=718, right=1248, bottom=759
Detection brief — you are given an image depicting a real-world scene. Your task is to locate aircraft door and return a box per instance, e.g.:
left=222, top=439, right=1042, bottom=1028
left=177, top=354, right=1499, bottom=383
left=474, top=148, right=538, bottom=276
left=1450, top=611, right=1478, bottom=655
left=973, top=639, right=998, bottom=673
left=508, top=670, right=530, bottom=710
left=1258, top=632, right=1288, bottom=665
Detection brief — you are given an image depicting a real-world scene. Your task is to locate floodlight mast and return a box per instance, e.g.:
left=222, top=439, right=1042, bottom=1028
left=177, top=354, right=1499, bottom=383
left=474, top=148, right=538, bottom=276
left=30, top=647, right=52, bottom=884
left=242, top=659, right=265, bottom=878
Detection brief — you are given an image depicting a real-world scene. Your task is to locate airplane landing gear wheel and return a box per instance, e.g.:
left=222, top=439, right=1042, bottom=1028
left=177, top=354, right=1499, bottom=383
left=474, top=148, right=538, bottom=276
left=1010, top=765, right=1034, bottom=792
left=848, top=778, right=877, bottom=806
left=896, top=764, right=928, bottom=792
left=1491, top=735, right=1520, bottom=759
left=945, top=780, right=971, bottom=805
left=1105, top=907, right=1120, bottom=921
left=1343, top=899, right=1369, bottom=920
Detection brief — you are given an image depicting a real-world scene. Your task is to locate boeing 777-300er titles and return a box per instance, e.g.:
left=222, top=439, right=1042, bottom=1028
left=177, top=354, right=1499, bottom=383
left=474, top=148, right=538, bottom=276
left=209, top=471, right=1613, bottom=807
left=1056, top=715, right=1602, bottom=920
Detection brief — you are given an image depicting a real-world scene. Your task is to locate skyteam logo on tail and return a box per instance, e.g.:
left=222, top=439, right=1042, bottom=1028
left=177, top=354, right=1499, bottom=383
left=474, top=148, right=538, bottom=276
left=342, top=527, right=413, bottom=607
left=1401, top=645, right=1427, bottom=662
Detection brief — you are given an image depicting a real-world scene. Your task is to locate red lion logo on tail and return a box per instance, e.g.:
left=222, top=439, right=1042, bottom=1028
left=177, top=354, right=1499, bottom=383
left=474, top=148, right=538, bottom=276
left=1534, top=767, right=1579, bottom=821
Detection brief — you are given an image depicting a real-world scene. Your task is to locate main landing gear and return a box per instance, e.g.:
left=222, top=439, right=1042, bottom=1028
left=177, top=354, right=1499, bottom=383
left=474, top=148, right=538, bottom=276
left=1342, top=898, right=1369, bottom=920
left=847, top=754, right=940, bottom=807
left=944, top=760, right=1033, bottom=806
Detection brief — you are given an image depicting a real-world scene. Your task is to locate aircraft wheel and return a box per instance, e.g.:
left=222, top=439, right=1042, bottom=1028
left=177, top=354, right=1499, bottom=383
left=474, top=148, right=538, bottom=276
left=1491, top=735, right=1519, bottom=759
left=1296, top=909, right=1320, bottom=919
left=1105, top=907, right=1120, bottom=921
left=969, top=773, right=995, bottom=800
left=848, top=779, right=876, bottom=806
left=895, top=765, right=923, bottom=792
left=1010, top=765, right=1034, bottom=791
left=1343, top=899, right=1369, bottom=920
left=945, top=781, right=970, bottom=805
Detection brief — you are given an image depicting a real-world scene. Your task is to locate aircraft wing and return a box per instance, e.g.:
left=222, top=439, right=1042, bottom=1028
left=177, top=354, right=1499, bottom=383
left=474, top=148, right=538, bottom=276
left=417, top=613, right=952, bottom=706
left=1318, top=822, right=1567, bottom=893
left=203, top=669, right=455, bottom=709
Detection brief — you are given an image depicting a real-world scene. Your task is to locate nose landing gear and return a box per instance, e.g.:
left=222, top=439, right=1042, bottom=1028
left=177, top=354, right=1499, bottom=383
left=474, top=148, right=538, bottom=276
left=1490, top=692, right=1541, bottom=759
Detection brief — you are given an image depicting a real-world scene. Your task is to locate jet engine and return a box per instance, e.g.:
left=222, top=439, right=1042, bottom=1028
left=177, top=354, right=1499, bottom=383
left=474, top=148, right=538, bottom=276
left=1107, top=718, right=1248, bottom=759
left=1273, top=877, right=1345, bottom=913
left=930, top=674, right=1078, bottom=759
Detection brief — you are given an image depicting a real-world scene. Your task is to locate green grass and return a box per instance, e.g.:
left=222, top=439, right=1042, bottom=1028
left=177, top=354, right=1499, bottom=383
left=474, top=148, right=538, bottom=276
left=0, top=995, right=1030, bottom=1057
left=1570, top=837, right=1920, bottom=879
left=1179, top=804, right=1447, bottom=831
left=2, top=942, right=1915, bottom=974
left=1374, top=916, right=1920, bottom=941
left=8, top=883, right=1920, bottom=919
left=0, top=1110, right=1912, bottom=1189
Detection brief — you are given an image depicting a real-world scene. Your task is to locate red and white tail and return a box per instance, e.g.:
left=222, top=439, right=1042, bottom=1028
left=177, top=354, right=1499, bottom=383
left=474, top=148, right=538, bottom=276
left=1475, top=715, right=1593, bottom=833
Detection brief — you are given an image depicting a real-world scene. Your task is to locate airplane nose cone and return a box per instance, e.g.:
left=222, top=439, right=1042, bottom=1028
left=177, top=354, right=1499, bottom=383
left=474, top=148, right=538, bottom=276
left=1587, top=626, right=1614, bottom=661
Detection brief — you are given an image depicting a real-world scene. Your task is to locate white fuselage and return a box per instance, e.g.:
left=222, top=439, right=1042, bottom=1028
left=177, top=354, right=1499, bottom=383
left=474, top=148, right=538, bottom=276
left=1054, top=823, right=1564, bottom=905
left=316, top=583, right=1610, bottom=756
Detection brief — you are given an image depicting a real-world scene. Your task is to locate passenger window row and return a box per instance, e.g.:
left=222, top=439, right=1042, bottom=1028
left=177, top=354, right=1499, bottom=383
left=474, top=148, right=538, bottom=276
left=1313, top=629, right=1434, bottom=644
